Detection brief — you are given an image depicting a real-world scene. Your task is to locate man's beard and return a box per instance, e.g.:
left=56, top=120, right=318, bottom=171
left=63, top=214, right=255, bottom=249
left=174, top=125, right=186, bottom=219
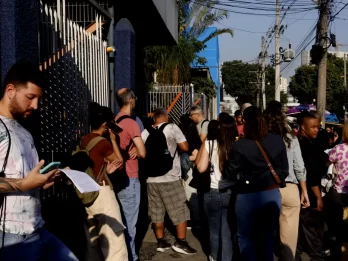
left=9, top=97, right=31, bottom=120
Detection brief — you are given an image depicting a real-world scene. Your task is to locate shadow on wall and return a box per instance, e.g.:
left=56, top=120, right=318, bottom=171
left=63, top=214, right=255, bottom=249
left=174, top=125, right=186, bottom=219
left=20, top=5, right=95, bottom=260
left=38, top=57, right=92, bottom=259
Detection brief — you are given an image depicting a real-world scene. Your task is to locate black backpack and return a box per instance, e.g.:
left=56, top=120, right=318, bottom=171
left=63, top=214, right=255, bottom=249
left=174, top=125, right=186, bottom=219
left=144, top=123, right=176, bottom=177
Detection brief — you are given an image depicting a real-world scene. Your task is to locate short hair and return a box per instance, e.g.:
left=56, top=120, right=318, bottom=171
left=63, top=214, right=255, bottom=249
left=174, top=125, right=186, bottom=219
left=266, top=100, right=282, bottom=111
left=190, top=105, right=203, bottom=114
left=299, top=111, right=318, bottom=125
left=3, top=62, right=45, bottom=91
left=115, top=88, right=135, bottom=108
left=153, top=107, right=168, bottom=120
left=88, top=102, right=114, bottom=130
left=234, top=110, right=242, bottom=117
left=342, top=121, right=348, bottom=143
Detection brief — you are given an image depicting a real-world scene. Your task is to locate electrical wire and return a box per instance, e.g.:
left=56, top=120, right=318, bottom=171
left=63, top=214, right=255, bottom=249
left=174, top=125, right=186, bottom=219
left=216, top=21, right=267, bottom=34
left=192, top=0, right=316, bottom=16
left=280, top=22, right=318, bottom=75
left=331, top=2, right=348, bottom=20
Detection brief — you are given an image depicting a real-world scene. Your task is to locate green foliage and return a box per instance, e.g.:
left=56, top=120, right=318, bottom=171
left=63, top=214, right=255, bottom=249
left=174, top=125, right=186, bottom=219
left=179, top=0, right=190, bottom=34
left=191, top=77, right=216, bottom=98
left=144, top=37, right=205, bottom=85
left=221, top=61, right=259, bottom=102
left=289, top=66, right=317, bottom=103
left=144, top=0, right=233, bottom=87
left=289, top=54, right=345, bottom=117
left=221, top=61, right=286, bottom=107
left=186, top=0, right=233, bottom=43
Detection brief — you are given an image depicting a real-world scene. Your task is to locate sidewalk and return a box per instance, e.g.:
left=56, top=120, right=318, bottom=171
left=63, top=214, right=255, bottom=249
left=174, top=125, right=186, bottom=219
left=138, top=223, right=348, bottom=261
left=139, top=227, right=206, bottom=261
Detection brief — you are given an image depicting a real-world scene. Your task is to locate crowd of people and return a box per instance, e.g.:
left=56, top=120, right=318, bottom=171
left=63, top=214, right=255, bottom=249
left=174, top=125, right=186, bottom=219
left=0, top=62, right=348, bottom=261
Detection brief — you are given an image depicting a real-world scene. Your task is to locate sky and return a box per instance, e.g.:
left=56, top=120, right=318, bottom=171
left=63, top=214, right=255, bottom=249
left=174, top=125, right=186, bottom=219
left=214, top=2, right=348, bottom=79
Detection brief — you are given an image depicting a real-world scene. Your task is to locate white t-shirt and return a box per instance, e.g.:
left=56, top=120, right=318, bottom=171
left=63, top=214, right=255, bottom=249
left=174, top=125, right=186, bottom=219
left=141, top=123, right=186, bottom=183
left=205, top=140, right=234, bottom=190
left=0, top=116, right=42, bottom=235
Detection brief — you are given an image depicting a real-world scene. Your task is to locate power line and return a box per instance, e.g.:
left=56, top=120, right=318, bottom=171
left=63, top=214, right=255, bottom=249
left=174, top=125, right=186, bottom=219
left=216, top=21, right=267, bottom=34
left=331, top=2, right=348, bottom=20
left=192, top=0, right=316, bottom=16
left=280, top=22, right=318, bottom=75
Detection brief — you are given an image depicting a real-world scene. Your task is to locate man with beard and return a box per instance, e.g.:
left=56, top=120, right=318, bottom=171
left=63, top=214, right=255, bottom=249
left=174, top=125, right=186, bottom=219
left=0, top=63, right=78, bottom=261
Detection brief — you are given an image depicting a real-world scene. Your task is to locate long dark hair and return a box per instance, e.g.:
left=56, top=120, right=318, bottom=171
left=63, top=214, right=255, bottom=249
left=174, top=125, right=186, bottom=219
left=264, top=108, right=292, bottom=148
left=217, top=114, right=238, bottom=173
left=207, top=120, right=219, bottom=140
left=243, top=106, right=268, bottom=141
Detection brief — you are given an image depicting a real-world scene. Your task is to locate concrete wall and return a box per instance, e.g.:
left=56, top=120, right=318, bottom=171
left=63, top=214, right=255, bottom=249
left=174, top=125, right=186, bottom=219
left=0, top=0, right=39, bottom=88
left=152, top=0, right=178, bottom=43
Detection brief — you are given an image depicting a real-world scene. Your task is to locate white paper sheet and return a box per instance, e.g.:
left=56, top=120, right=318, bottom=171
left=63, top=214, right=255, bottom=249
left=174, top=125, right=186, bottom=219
left=59, top=169, right=100, bottom=193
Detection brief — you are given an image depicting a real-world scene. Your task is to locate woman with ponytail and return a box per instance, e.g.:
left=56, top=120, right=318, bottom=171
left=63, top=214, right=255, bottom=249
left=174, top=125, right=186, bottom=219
left=195, top=114, right=237, bottom=261
left=224, top=106, right=289, bottom=260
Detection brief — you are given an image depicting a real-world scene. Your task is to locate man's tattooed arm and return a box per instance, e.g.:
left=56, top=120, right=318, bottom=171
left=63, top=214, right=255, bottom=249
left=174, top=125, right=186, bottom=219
left=0, top=178, right=23, bottom=193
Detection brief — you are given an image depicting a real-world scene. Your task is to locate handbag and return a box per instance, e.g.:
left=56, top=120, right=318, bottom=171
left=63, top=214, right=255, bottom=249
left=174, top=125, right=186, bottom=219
left=254, top=140, right=286, bottom=188
left=189, top=140, right=213, bottom=193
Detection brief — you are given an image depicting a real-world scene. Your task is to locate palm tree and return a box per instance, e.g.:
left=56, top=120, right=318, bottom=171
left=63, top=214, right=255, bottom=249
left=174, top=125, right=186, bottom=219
left=145, top=0, right=233, bottom=86
left=186, top=0, right=233, bottom=44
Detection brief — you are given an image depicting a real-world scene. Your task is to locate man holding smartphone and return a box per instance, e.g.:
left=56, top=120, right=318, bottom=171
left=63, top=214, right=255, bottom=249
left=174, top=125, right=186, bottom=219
left=0, top=63, right=78, bottom=261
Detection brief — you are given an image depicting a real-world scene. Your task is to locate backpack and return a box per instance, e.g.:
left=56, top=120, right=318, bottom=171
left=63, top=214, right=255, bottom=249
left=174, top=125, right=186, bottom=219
left=144, top=123, right=176, bottom=177
left=200, top=119, right=209, bottom=134
left=71, top=136, right=111, bottom=206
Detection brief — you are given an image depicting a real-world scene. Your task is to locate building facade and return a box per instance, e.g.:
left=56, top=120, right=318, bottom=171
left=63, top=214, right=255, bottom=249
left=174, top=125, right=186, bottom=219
left=192, top=27, right=221, bottom=117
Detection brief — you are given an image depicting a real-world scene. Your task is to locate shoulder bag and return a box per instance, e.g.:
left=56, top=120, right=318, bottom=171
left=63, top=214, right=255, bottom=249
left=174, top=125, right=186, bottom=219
left=189, top=140, right=214, bottom=193
left=254, top=140, right=286, bottom=188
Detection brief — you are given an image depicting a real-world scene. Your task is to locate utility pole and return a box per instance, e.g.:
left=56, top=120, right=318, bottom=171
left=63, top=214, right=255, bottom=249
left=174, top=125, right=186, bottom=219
left=344, top=54, right=347, bottom=120
left=261, top=36, right=266, bottom=110
left=275, top=0, right=281, bottom=101
left=316, top=0, right=329, bottom=127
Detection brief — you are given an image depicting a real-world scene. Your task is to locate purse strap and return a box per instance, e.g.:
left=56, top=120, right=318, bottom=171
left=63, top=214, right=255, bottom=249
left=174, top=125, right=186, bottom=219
left=254, top=140, right=281, bottom=184
left=208, top=140, right=214, bottom=163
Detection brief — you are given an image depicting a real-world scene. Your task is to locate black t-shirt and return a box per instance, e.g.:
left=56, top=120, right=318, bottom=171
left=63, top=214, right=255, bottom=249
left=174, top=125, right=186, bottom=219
left=184, top=123, right=202, bottom=154
left=298, top=135, right=328, bottom=207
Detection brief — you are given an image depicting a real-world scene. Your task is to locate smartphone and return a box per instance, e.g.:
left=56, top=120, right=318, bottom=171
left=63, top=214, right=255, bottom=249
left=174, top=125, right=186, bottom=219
left=40, top=162, right=61, bottom=174
left=106, top=121, right=123, bottom=134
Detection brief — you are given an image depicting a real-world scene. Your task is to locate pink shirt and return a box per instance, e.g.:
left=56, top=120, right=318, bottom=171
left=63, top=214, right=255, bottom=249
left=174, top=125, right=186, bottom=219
left=329, top=143, right=348, bottom=193
left=115, top=112, right=141, bottom=178
left=237, top=124, right=244, bottom=136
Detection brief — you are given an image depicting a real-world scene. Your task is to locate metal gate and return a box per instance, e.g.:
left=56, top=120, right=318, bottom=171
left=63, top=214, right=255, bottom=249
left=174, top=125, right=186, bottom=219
left=39, top=0, right=109, bottom=155
left=148, top=85, right=193, bottom=125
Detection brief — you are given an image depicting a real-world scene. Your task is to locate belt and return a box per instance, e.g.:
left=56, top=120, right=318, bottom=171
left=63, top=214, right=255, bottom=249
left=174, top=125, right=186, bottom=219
left=286, top=181, right=298, bottom=185
left=261, top=183, right=279, bottom=191
left=210, top=187, right=232, bottom=193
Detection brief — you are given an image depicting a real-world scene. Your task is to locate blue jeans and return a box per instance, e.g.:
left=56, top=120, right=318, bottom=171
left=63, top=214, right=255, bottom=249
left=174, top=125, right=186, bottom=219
left=0, top=228, right=78, bottom=261
left=236, top=188, right=281, bottom=261
left=204, top=189, right=233, bottom=261
left=117, top=178, right=141, bottom=261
